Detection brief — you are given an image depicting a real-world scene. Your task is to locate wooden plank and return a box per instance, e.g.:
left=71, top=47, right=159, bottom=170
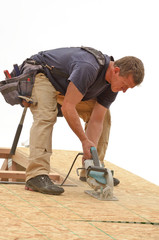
left=0, top=170, right=26, bottom=179
left=49, top=172, right=61, bottom=182
left=0, top=148, right=28, bottom=168
left=0, top=159, right=8, bottom=181
left=0, top=170, right=61, bottom=182
left=0, top=148, right=11, bottom=158
left=0, top=159, right=8, bottom=170
left=8, top=160, right=18, bottom=182
left=0, top=148, right=62, bottom=183
left=12, top=149, right=29, bottom=168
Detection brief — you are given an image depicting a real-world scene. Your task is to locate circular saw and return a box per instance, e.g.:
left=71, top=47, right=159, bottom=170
left=84, top=147, right=118, bottom=201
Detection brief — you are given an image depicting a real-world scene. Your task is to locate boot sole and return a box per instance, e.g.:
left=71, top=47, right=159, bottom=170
left=25, top=184, right=64, bottom=195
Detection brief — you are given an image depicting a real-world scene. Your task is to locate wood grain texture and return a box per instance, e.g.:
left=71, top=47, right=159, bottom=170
left=0, top=148, right=158, bottom=240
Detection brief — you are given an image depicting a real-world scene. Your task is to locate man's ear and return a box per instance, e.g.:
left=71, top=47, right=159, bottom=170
left=114, top=67, right=120, bottom=74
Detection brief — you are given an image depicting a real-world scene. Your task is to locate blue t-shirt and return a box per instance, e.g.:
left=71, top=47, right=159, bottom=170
left=31, top=47, right=118, bottom=108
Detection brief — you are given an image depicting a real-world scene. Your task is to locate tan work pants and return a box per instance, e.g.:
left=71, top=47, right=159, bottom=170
left=26, top=73, right=111, bottom=181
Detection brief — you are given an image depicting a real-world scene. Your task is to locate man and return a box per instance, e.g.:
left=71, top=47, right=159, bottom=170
left=21, top=47, right=144, bottom=195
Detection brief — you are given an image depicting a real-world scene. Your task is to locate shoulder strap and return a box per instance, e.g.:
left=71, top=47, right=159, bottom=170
left=26, top=47, right=107, bottom=79
left=81, top=46, right=106, bottom=66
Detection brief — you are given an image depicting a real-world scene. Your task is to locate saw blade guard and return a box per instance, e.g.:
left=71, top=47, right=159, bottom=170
left=84, top=147, right=114, bottom=189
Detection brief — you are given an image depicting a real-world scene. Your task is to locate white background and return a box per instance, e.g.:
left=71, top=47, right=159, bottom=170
left=0, top=0, right=158, bottom=185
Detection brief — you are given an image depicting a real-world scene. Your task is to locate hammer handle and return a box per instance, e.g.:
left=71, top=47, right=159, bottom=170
left=9, top=107, right=27, bottom=156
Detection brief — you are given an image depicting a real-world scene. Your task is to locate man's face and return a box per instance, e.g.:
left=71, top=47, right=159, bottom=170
left=110, top=68, right=136, bottom=93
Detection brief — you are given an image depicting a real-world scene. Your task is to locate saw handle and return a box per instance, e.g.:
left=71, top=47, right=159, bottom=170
left=87, top=166, right=108, bottom=177
left=90, top=147, right=100, bottom=166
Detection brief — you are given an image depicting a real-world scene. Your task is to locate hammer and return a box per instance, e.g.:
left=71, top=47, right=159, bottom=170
left=9, top=106, right=28, bottom=156
left=9, top=96, right=36, bottom=156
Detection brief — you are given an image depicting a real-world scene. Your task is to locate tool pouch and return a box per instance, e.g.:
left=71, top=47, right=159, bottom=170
left=0, top=72, right=35, bottom=106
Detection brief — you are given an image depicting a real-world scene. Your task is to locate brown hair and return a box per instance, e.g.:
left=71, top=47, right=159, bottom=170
left=114, top=56, right=145, bottom=85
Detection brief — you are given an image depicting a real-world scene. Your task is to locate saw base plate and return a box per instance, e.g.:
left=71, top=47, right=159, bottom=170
left=85, top=190, right=118, bottom=201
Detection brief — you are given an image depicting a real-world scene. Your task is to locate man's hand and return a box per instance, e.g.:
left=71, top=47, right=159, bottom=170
left=82, top=138, right=96, bottom=162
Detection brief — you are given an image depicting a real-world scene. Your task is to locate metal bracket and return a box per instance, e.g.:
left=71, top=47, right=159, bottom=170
left=8, top=158, right=12, bottom=169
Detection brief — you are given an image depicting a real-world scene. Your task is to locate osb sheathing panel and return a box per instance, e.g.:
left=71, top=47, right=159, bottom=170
left=0, top=148, right=159, bottom=240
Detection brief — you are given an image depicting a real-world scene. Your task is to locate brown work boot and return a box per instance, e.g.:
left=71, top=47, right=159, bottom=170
left=25, top=175, right=64, bottom=195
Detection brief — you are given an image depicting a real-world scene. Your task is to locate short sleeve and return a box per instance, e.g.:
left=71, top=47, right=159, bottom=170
left=97, top=85, right=118, bottom=108
left=68, top=62, right=98, bottom=96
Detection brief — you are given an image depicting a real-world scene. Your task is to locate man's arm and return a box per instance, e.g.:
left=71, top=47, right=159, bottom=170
left=85, top=101, right=107, bottom=147
left=61, top=82, right=96, bottom=159
left=61, top=82, right=107, bottom=160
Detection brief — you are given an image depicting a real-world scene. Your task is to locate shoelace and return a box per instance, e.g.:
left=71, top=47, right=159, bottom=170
left=37, top=175, right=53, bottom=184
